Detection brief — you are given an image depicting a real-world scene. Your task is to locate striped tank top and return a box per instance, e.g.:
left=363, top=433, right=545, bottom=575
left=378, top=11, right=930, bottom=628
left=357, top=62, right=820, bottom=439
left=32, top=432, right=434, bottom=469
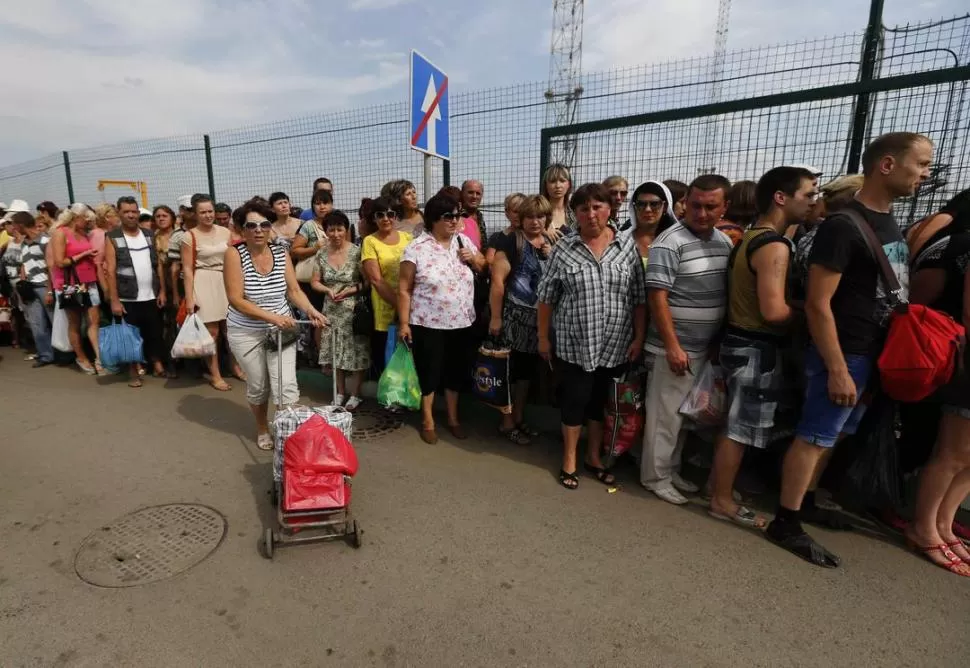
left=227, top=243, right=291, bottom=330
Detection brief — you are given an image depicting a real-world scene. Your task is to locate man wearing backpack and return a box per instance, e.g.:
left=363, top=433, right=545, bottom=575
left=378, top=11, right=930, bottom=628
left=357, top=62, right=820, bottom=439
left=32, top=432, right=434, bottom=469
left=766, top=132, right=933, bottom=568
left=707, top=166, right=818, bottom=529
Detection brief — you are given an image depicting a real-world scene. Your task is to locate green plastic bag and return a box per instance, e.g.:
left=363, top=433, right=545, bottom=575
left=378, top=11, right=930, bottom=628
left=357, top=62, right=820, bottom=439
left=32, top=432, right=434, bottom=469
left=377, top=342, right=422, bottom=411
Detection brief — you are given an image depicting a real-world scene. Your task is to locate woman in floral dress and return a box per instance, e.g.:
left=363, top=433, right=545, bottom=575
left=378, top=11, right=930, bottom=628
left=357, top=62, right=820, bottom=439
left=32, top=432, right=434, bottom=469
left=310, top=210, right=370, bottom=410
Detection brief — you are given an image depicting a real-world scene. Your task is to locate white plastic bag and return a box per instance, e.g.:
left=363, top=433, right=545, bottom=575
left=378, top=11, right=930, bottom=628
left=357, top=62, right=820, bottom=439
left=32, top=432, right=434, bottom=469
left=51, top=301, right=72, bottom=352
left=678, top=361, right=727, bottom=427
left=171, top=313, right=216, bottom=359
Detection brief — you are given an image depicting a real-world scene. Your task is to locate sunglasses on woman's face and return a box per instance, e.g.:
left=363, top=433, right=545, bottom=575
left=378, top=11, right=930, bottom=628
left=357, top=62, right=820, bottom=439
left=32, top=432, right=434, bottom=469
left=373, top=210, right=398, bottom=220
left=633, top=200, right=664, bottom=211
left=243, top=220, right=272, bottom=230
left=439, top=211, right=462, bottom=222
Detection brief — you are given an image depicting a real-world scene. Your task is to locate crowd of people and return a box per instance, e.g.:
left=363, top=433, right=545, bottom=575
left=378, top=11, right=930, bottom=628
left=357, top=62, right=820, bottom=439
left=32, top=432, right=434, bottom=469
left=2, top=131, right=970, bottom=576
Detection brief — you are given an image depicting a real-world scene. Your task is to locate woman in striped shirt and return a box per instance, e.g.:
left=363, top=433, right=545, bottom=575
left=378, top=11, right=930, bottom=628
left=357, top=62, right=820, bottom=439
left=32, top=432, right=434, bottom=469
left=224, top=200, right=327, bottom=450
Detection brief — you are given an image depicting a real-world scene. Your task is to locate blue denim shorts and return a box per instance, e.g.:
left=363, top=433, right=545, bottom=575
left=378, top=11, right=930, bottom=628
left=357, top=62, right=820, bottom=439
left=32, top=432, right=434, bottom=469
left=795, top=346, right=873, bottom=448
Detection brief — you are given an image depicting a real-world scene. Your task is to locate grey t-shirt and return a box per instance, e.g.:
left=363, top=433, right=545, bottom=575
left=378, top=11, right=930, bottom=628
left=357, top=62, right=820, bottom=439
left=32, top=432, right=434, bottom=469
left=644, top=222, right=732, bottom=356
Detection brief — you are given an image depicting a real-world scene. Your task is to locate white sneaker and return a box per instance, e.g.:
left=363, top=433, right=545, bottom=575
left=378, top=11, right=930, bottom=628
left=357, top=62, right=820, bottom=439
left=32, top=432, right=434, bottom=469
left=332, top=394, right=345, bottom=407
left=344, top=396, right=362, bottom=411
left=671, top=472, right=699, bottom=494
left=650, top=485, right=689, bottom=506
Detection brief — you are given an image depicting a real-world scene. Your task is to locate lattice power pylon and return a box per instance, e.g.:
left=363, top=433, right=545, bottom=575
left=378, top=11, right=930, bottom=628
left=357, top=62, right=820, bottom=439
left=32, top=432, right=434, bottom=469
left=701, top=0, right=732, bottom=174
left=544, top=0, right=585, bottom=169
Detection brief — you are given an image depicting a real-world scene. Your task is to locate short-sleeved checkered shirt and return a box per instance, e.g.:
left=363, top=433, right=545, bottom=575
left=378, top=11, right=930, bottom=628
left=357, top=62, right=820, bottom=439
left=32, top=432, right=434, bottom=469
left=536, top=224, right=646, bottom=371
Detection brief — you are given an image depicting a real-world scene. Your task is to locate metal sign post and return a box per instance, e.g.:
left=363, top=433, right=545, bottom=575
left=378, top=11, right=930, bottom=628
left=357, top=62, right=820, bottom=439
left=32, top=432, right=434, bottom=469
left=409, top=50, right=450, bottom=201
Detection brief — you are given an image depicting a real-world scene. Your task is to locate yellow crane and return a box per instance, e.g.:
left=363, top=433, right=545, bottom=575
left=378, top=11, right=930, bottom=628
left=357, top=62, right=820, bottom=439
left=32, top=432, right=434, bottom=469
left=97, top=180, right=149, bottom=208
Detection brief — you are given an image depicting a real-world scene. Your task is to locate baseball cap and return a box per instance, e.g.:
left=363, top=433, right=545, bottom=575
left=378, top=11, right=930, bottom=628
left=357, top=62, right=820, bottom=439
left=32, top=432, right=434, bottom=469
left=139, top=208, right=152, bottom=218
left=176, top=195, right=192, bottom=209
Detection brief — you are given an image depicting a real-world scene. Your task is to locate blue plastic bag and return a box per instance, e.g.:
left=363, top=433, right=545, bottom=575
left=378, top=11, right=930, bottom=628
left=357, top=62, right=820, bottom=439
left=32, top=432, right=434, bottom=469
left=385, top=324, right=398, bottom=366
left=99, top=318, right=145, bottom=368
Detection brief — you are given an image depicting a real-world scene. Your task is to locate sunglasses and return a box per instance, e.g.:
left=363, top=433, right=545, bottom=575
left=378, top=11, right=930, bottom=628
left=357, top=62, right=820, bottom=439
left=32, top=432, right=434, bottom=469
left=242, top=220, right=272, bottom=230
left=633, top=200, right=665, bottom=211
left=439, top=211, right=464, bottom=222
left=373, top=210, right=399, bottom=220
left=610, top=190, right=629, bottom=198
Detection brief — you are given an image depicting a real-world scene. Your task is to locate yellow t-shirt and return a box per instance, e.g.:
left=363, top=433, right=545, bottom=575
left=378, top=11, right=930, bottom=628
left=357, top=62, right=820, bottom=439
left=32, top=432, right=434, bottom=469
left=361, top=231, right=413, bottom=332
left=0, top=230, right=9, bottom=248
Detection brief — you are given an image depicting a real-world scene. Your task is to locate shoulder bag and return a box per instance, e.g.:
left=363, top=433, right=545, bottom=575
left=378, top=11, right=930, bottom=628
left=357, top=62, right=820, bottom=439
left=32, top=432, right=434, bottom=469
left=58, top=264, right=92, bottom=311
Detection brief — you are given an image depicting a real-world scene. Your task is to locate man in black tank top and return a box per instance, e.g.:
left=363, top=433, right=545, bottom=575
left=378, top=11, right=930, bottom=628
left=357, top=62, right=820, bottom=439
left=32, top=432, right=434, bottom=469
left=708, top=167, right=817, bottom=529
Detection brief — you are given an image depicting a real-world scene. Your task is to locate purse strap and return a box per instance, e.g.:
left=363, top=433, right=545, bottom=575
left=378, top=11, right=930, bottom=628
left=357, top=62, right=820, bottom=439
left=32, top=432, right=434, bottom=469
left=841, top=206, right=908, bottom=311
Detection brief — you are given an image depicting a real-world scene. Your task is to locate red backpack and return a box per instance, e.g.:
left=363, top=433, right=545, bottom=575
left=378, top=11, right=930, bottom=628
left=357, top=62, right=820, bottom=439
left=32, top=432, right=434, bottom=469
left=847, top=209, right=965, bottom=403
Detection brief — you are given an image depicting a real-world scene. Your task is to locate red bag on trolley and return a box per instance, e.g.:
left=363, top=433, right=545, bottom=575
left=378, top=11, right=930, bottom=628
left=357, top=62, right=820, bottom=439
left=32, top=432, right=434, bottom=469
left=283, top=415, right=359, bottom=511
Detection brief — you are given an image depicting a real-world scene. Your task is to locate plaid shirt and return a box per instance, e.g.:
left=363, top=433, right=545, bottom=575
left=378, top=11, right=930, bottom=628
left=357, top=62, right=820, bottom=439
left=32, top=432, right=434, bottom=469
left=537, top=225, right=646, bottom=371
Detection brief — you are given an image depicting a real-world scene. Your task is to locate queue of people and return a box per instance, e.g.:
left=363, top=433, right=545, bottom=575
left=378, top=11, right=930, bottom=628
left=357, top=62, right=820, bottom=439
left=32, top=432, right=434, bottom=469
left=2, top=131, right=970, bottom=577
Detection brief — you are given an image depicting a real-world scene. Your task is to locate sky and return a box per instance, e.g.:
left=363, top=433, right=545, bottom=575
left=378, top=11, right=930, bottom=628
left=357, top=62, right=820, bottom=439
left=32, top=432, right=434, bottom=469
left=0, top=0, right=966, bottom=212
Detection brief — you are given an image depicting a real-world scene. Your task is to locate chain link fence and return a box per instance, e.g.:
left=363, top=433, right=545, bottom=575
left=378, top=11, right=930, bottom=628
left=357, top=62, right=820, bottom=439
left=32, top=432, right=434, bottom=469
left=2, top=14, right=968, bottom=232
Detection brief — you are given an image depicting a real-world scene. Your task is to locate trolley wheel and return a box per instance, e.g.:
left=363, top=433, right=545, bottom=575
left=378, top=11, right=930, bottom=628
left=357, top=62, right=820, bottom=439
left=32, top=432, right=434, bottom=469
left=352, top=520, right=363, bottom=549
left=263, top=528, right=274, bottom=560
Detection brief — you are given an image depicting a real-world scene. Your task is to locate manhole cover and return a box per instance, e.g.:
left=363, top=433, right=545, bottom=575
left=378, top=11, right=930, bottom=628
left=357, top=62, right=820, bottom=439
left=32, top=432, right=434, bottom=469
left=352, top=404, right=404, bottom=441
left=75, top=504, right=226, bottom=588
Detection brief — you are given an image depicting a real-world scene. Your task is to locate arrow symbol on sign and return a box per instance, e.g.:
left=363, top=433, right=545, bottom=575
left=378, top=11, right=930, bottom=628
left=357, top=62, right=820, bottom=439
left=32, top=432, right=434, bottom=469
left=421, top=74, right=442, bottom=154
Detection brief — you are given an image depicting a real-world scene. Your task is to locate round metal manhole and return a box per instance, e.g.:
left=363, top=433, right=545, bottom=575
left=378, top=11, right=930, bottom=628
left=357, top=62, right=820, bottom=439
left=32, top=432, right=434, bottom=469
left=352, top=404, right=404, bottom=441
left=74, top=504, right=226, bottom=588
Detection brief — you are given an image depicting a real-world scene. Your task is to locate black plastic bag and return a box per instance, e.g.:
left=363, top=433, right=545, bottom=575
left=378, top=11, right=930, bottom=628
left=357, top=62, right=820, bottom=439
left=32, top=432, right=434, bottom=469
left=842, top=393, right=902, bottom=510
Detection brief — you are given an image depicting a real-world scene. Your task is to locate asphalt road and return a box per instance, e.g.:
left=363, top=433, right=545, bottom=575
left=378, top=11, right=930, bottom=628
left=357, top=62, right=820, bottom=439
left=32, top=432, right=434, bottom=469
left=1, top=356, right=968, bottom=667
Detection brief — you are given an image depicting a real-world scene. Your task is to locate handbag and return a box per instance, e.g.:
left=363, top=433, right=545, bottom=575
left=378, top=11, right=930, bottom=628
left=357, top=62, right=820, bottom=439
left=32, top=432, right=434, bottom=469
left=295, top=222, right=322, bottom=282
left=352, top=287, right=373, bottom=336
left=175, top=229, right=198, bottom=327
left=57, top=265, right=92, bottom=311
left=16, top=280, right=37, bottom=304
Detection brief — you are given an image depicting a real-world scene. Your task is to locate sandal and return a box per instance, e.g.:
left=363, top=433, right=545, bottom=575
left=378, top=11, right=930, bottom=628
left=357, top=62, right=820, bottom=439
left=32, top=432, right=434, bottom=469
left=709, top=505, right=766, bottom=529
left=76, top=360, right=97, bottom=375
left=498, top=427, right=531, bottom=445
left=907, top=540, right=970, bottom=577
left=583, top=463, right=615, bottom=486
left=256, top=433, right=273, bottom=451
left=559, top=469, right=579, bottom=490
left=946, top=540, right=970, bottom=564
left=765, top=527, right=841, bottom=568
left=128, top=378, right=143, bottom=388
left=94, top=360, right=105, bottom=375
left=516, top=422, right=539, bottom=438
left=209, top=380, right=232, bottom=392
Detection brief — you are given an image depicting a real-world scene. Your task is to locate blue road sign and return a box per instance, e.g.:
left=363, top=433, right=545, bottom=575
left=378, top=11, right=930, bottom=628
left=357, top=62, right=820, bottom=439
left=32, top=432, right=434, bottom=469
left=409, top=50, right=450, bottom=160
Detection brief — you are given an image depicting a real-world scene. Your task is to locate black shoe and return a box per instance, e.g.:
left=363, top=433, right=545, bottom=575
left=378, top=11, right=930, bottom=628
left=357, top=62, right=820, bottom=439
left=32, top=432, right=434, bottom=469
left=32, top=360, right=52, bottom=368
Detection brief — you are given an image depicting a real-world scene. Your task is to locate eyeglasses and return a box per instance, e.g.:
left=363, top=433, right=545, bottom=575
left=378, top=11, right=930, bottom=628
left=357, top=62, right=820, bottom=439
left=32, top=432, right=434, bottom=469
left=633, top=200, right=664, bottom=211
left=373, top=210, right=398, bottom=220
left=610, top=190, right=629, bottom=198
left=439, top=212, right=462, bottom=222
left=242, top=220, right=272, bottom=230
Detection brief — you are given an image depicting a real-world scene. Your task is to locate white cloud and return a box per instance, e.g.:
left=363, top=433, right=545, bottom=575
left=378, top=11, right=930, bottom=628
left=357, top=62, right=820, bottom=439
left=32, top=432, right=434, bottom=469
left=349, top=0, right=411, bottom=10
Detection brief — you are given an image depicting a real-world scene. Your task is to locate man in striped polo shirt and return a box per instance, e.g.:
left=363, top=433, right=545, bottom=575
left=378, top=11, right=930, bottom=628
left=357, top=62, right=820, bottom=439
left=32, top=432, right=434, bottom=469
left=19, top=213, right=55, bottom=367
left=642, top=174, right=733, bottom=504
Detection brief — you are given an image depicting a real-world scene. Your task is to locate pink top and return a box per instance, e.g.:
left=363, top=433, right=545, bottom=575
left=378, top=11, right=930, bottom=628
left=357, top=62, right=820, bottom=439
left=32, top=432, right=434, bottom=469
left=89, top=228, right=107, bottom=272
left=53, top=228, right=98, bottom=290
left=401, top=232, right=477, bottom=330
left=460, top=217, right=482, bottom=249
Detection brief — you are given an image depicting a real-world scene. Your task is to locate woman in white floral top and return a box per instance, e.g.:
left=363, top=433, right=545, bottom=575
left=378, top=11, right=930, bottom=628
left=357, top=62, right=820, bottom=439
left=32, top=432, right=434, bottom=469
left=398, top=191, right=487, bottom=444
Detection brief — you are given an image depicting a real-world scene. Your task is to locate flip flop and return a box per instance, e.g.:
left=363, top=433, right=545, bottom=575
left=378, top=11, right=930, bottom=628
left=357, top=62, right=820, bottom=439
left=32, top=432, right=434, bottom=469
left=498, top=427, right=531, bottom=445
left=708, top=506, right=766, bottom=529
left=765, top=528, right=841, bottom=568
left=516, top=422, right=540, bottom=438
left=128, top=378, right=143, bottom=388
left=559, top=469, right=579, bottom=490
left=209, top=380, right=231, bottom=392
left=256, top=433, right=273, bottom=451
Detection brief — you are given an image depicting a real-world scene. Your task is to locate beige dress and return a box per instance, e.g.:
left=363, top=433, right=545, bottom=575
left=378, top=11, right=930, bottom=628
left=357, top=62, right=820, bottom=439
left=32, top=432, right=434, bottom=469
left=183, top=225, right=231, bottom=323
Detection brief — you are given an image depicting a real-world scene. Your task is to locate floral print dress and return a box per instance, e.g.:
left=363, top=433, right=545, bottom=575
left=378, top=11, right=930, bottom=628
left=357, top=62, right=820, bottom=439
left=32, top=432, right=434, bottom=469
left=317, top=244, right=371, bottom=372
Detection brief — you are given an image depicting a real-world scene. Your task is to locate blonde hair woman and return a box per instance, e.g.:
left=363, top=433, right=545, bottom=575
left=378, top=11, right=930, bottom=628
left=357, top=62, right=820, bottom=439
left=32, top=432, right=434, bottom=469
left=484, top=193, right=526, bottom=265
left=50, top=203, right=103, bottom=374
left=541, top=164, right=575, bottom=241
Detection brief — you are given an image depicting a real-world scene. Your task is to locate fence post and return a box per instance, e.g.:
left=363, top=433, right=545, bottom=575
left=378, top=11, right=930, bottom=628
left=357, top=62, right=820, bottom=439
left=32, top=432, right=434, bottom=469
left=442, top=159, right=451, bottom=188
left=538, top=128, right=551, bottom=190
left=203, top=134, right=216, bottom=200
left=846, top=0, right=885, bottom=174
left=62, top=151, right=75, bottom=204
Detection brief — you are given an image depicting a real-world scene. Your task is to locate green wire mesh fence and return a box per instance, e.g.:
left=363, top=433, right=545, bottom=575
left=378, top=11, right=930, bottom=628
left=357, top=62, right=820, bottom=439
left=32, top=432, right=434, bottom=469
left=1, top=14, right=968, bottom=233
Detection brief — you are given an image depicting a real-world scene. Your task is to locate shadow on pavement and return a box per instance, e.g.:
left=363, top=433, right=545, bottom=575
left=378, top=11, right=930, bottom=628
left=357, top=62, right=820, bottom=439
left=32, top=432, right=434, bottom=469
left=242, top=461, right=276, bottom=534
left=177, top=393, right=253, bottom=440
